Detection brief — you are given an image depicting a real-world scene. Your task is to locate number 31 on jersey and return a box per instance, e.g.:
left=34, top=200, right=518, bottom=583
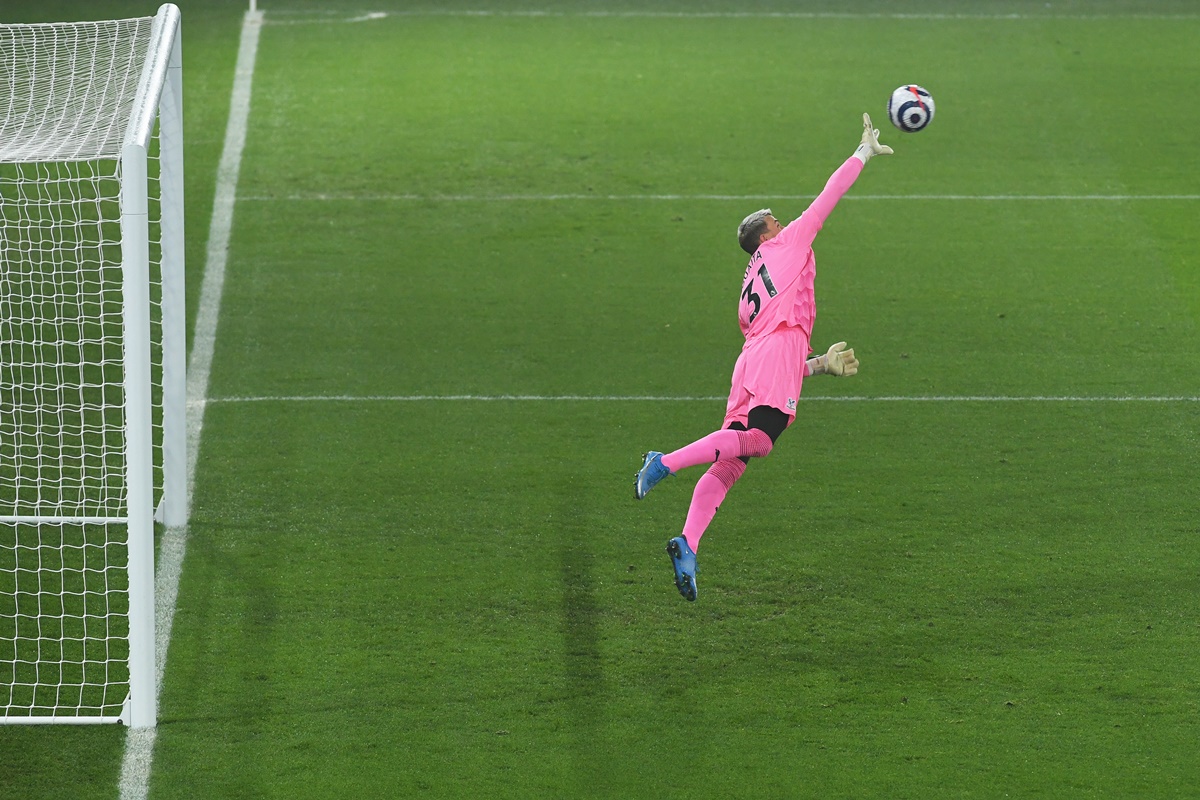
left=741, top=261, right=778, bottom=324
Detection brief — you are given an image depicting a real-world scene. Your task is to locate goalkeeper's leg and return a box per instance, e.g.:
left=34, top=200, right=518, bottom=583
left=679, top=458, right=748, bottom=552
left=665, top=407, right=790, bottom=600
left=634, top=419, right=775, bottom=500
left=659, top=425, right=773, bottom=473
left=678, top=407, right=789, bottom=551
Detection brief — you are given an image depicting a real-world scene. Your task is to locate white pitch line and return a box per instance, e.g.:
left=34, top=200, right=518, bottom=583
left=195, top=394, right=1200, bottom=404
left=238, top=193, right=1200, bottom=203
left=118, top=9, right=264, bottom=800
left=262, top=10, right=1200, bottom=22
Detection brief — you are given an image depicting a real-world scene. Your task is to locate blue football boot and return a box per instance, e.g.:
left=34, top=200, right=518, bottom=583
left=634, top=451, right=672, bottom=500
left=665, top=536, right=698, bottom=602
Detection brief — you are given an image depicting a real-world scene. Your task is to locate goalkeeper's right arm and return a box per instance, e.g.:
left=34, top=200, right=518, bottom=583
left=853, top=113, right=894, bottom=165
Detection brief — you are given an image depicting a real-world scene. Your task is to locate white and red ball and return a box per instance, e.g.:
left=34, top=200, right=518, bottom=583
left=887, top=85, right=935, bottom=133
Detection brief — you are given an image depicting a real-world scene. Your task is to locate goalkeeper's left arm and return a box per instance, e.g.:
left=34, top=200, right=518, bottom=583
left=806, top=341, right=859, bottom=376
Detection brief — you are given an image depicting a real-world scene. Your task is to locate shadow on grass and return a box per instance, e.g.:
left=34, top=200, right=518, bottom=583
left=559, top=520, right=607, bottom=788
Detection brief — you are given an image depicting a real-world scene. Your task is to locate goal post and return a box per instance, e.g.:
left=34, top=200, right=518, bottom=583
left=0, top=4, right=185, bottom=729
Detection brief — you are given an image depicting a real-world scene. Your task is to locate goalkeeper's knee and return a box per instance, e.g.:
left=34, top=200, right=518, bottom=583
left=737, top=427, right=774, bottom=459
left=709, top=458, right=748, bottom=490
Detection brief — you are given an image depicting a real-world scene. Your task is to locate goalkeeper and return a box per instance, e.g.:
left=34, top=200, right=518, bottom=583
left=633, top=114, right=893, bottom=602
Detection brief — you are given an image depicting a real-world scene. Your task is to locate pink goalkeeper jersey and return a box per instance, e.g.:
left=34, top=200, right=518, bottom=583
left=737, top=156, right=864, bottom=341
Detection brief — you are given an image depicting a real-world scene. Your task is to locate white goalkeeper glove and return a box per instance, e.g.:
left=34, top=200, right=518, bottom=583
left=853, top=113, right=893, bottom=164
left=809, top=342, right=859, bottom=376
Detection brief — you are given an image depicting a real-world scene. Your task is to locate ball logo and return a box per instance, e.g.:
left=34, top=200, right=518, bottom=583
left=887, top=84, right=935, bottom=133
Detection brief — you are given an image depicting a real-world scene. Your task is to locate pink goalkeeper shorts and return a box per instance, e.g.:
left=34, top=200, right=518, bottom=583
left=722, top=325, right=810, bottom=428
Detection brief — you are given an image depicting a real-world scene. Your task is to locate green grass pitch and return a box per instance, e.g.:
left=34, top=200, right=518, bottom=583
left=2, top=0, right=1199, bottom=797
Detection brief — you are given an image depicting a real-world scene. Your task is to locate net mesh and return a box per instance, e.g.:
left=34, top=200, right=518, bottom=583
left=1, top=14, right=161, bottom=720
left=0, top=18, right=152, bottom=163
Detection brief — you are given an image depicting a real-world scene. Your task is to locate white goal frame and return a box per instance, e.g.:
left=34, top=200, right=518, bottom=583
left=0, top=3, right=185, bottom=729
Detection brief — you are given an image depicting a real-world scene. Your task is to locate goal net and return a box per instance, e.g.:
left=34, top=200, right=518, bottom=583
left=0, top=3, right=185, bottom=728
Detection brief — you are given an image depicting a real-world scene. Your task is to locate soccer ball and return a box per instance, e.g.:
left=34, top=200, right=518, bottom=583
left=887, top=85, right=935, bottom=132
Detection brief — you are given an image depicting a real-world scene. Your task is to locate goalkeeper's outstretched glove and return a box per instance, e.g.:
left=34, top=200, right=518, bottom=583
left=808, top=342, right=859, bottom=377
left=854, top=113, right=893, bottom=164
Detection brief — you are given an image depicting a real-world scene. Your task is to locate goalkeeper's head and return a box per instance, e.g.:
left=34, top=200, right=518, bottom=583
left=737, top=208, right=783, bottom=255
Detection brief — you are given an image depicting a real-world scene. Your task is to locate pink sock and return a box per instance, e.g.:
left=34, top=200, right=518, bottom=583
left=682, top=459, right=747, bottom=552
left=661, top=428, right=772, bottom=473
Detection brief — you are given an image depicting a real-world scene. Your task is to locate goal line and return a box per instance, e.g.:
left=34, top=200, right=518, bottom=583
left=198, top=394, right=1200, bottom=404
left=239, top=192, right=1200, bottom=203
left=261, top=9, right=1200, bottom=23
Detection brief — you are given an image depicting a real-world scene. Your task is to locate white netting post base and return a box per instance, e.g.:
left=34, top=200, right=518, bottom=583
left=0, top=4, right=184, bottom=728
